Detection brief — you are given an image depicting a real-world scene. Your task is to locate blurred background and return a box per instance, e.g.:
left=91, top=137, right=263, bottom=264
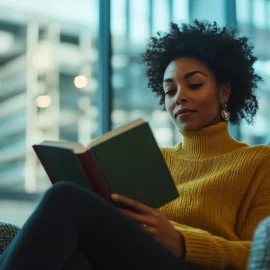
left=0, top=0, right=270, bottom=227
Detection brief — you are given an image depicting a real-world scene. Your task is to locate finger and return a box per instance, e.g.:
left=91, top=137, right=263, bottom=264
left=140, top=223, right=148, bottom=230
left=119, top=208, right=149, bottom=224
left=139, top=224, right=160, bottom=239
left=111, top=194, right=154, bottom=214
left=142, top=226, right=158, bottom=237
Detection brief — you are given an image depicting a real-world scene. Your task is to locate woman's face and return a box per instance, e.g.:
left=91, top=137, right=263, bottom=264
left=163, top=57, right=230, bottom=132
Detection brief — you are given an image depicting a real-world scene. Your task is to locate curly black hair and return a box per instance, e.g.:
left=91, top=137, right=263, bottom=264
left=141, top=20, right=263, bottom=124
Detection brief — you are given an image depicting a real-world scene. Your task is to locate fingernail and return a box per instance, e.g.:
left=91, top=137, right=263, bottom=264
left=111, top=194, right=118, bottom=200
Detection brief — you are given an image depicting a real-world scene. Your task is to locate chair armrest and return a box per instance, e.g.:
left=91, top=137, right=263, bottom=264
left=0, top=222, right=20, bottom=254
left=249, top=217, right=270, bottom=270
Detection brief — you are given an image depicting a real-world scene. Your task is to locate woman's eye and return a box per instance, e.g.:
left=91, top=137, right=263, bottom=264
left=165, top=90, right=176, bottom=96
left=189, top=83, right=203, bottom=90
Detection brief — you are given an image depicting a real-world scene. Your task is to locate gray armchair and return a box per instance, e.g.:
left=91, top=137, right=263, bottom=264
left=248, top=217, right=270, bottom=270
left=0, top=222, right=20, bottom=255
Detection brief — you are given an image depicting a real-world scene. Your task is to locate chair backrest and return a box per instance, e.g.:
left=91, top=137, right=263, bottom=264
left=248, top=217, right=270, bottom=270
left=0, top=222, right=20, bottom=254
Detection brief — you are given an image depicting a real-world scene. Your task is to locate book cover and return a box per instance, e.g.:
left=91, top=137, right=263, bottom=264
left=33, top=120, right=179, bottom=208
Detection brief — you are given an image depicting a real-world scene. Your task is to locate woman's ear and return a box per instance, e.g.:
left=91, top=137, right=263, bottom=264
left=219, top=82, right=231, bottom=104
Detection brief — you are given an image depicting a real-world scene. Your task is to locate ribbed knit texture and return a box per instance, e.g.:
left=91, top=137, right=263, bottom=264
left=159, top=122, right=270, bottom=270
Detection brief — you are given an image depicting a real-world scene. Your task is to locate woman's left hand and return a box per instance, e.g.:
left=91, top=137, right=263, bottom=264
left=111, top=193, right=185, bottom=258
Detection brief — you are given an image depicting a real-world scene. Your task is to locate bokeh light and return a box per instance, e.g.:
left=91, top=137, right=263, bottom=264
left=74, top=75, right=88, bottom=88
left=36, top=95, right=52, bottom=108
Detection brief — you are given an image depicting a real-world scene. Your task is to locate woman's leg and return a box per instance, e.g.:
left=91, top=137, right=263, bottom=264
left=0, top=182, right=194, bottom=270
left=1, top=249, right=93, bottom=270
left=62, top=250, right=93, bottom=270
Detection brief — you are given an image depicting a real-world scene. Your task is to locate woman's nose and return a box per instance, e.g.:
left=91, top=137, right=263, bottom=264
left=175, top=88, right=188, bottom=105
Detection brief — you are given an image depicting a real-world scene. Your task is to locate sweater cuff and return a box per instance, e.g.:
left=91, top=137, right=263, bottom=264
left=169, top=220, right=218, bottom=267
left=180, top=228, right=213, bottom=267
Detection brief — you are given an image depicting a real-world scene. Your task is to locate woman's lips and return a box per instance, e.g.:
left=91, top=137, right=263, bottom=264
left=176, top=111, right=195, bottom=119
left=175, top=109, right=196, bottom=118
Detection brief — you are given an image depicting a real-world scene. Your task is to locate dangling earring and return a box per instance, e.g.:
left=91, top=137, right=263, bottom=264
left=221, top=103, right=231, bottom=121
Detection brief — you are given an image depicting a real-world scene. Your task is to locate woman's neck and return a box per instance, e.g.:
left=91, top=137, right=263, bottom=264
left=175, top=122, right=245, bottom=160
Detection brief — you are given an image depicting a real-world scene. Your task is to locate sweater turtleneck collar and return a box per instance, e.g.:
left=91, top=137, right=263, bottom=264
left=174, top=122, right=247, bottom=160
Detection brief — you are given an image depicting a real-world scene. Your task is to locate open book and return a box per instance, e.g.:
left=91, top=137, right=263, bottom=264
left=33, top=119, right=179, bottom=208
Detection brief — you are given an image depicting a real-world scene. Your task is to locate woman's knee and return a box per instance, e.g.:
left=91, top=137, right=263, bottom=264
left=43, top=181, right=112, bottom=215
left=44, top=182, right=83, bottom=202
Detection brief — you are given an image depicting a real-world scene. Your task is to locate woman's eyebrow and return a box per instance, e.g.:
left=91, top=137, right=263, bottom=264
left=163, top=70, right=207, bottom=83
left=184, top=70, right=207, bottom=79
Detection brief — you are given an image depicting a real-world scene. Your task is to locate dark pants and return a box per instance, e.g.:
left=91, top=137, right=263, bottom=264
left=0, top=182, right=195, bottom=270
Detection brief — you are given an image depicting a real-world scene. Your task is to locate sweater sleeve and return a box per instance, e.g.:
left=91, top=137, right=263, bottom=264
left=169, top=152, right=270, bottom=270
left=170, top=221, right=250, bottom=269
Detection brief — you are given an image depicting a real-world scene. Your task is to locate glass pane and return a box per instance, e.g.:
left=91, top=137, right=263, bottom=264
left=252, top=0, right=266, bottom=29
left=236, top=0, right=250, bottom=25
left=268, top=2, right=270, bottom=30
left=111, top=0, right=184, bottom=147
left=153, top=0, right=170, bottom=33
left=0, top=0, right=99, bottom=193
left=240, top=61, right=270, bottom=145
left=173, top=0, right=189, bottom=23
left=111, top=0, right=126, bottom=37
left=129, top=0, right=150, bottom=45
left=236, top=0, right=270, bottom=145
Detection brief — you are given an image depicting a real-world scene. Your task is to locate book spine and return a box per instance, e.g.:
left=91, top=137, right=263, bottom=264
left=77, top=152, right=111, bottom=202
left=32, top=145, right=55, bottom=183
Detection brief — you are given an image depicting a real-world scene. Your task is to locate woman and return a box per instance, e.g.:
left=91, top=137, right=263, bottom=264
left=0, top=20, right=269, bottom=270
left=140, top=20, right=270, bottom=269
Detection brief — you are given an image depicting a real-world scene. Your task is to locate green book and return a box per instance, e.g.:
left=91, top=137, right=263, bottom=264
left=33, top=119, right=179, bottom=208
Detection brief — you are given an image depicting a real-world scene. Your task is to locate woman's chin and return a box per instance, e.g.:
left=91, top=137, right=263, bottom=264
left=176, top=122, right=204, bottom=132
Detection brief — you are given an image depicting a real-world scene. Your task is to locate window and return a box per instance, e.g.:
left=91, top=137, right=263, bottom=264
left=111, top=0, right=189, bottom=147
left=0, top=0, right=99, bottom=193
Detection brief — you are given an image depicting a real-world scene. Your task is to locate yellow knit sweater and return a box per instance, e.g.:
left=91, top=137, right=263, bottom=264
left=159, top=122, right=270, bottom=270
